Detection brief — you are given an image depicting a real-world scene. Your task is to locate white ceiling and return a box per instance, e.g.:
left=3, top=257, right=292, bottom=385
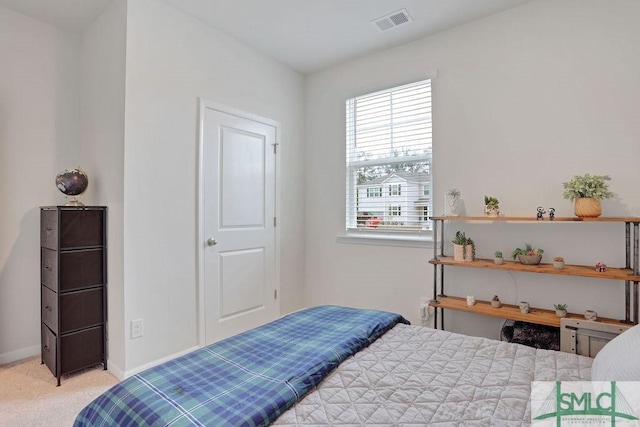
left=0, top=0, right=533, bottom=74
left=0, top=0, right=112, bottom=33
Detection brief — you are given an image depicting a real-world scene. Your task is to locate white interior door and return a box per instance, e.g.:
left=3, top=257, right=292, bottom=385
left=199, top=101, right=279, bottom=345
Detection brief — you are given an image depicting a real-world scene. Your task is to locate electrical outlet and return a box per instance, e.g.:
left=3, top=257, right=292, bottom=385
left=131, top=319, right=144, bottom=339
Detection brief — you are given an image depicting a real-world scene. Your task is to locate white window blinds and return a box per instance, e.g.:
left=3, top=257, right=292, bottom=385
left=346, top=80, right=432, bottom=233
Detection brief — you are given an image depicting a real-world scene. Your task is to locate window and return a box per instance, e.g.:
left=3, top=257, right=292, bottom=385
left=389, top=184, right=401, bottom=196
left=346, top=80, right=432, bottom=233
left=366, top=187, right=382, bottom=197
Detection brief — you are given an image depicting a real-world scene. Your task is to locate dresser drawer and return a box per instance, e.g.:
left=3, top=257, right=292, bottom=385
left=41, top=324, right=57, bottom=376
left=60, top=326, right=104, bottom=375
left=41, top=209, right=59, bottom=250
left=60, top=288, right=103, bottom=333
left=42, top=248, right=104, bottom=292
left=41, top=208, right=105, bottom=250
left=41, top=286, right=58, bottom=333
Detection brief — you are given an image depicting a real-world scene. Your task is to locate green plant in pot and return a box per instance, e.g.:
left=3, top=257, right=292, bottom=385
left=553, top=256, right=565, bottom=270
left=446, top=188, right=461, bottom=216
left=491, top=295, right=502, bottom=308
left=494, top=251, right=504, bottom=265
left=452, top=231, right=475, bottom=262
left=511, top=243, right=543, bottom=265
left=554, top=303, right=568, bottom=318
left=562, top=174, right=613, bottom=218
left=484, top=196, right=500, bottom=217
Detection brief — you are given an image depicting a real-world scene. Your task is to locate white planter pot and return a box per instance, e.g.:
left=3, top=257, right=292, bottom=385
left=445, top=195, right=460, bottom=216
left=453, top=244, right=473, bottom=262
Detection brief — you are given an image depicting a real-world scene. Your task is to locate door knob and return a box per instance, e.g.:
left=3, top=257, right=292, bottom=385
left=206, top=238, right=218, bottom=247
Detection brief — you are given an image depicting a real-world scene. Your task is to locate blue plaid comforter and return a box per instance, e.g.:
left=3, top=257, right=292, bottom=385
left=74, top=305, right=408, bottom=426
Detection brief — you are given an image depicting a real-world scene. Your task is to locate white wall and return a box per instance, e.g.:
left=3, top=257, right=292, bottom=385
left=304, top=0, right=640, bottom=336
left=80, top=0, right=127, bottom=375
left=0, top=7, right=81, bottom=363
left=122, top=0, right=306, bottom=371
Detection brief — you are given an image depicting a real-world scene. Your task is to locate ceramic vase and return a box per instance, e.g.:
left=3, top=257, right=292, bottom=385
left=445, top=194, right=460, bottom=216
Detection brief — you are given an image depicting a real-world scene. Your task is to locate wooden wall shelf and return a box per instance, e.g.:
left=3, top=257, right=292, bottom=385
left=429, top=296, right=623, bottom=328
left=429, top=257, right=640, bottom=282
left=430, top=215, right=640, bottom=223
left=429, top=215, right=640, bottom=333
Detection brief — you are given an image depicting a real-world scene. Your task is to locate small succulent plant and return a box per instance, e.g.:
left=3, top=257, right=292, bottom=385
left=511, top=243, right=544, bottom=259
left=484, top=196, right=499, bottom=206
left=553, top=256, right=564, bottom=262
left=452, top=231, right=475, bottom=260
left=554, top=303, right=567, bottom=311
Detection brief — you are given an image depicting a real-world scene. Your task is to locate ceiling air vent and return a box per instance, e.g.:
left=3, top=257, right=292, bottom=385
left=372, top=9, right=413, bottom=32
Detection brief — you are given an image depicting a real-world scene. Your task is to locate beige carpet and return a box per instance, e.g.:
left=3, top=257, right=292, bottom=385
left=0, top=357, right=118, bottom=427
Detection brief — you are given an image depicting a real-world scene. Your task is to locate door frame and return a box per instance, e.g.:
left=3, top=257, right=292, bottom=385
left=196, top=98, right=281, bottom=347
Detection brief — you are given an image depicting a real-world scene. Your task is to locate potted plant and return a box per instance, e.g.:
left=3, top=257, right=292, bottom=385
left=554, top=303, right=568, bottom=318
left=494, top=251, right=504, bottom=265
left=511, top=243, right=543, bottom=265
left=484, top=195, right=500, bottom=217
left=553, top=256, right=565, bottom=270
left=562, top=174, right=614, bottom=218
left=452, top=231, right=475, bottom=262
left=491, top=295, right=501, bottom=308
left=446, top=188, right=461, bottom=216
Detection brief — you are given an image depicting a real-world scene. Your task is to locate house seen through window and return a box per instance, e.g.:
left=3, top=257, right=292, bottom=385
left=346, top=80, right=432, bottom=233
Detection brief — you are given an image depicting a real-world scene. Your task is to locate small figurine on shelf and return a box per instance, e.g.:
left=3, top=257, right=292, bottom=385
left=536, top=207, right=546, bottom=220
left=548, top=208, right=555, bottom=221
left=491, top=295, right=502, bottom=308
left=595, top=262, right=608, bottom=272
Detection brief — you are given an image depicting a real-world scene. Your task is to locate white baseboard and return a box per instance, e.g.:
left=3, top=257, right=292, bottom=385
left=0, top=344, right=40, bottom=365
left=123, top=346, right=200, bottom=378
left=106, top=359, right=125, bottom=381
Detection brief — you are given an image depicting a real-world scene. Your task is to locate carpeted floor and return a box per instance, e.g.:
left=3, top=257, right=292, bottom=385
left=0, top=356, right=118, bottom=427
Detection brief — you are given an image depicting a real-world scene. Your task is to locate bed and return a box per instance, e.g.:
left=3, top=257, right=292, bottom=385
left=75, top=305, right=640, bottom=426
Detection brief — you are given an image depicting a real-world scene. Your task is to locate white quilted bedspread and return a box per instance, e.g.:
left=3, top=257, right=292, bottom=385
left=274, top=324, right=592, bottom=426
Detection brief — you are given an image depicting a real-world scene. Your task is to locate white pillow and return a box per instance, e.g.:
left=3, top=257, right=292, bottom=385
left=591, top=324, right=640, bottom=381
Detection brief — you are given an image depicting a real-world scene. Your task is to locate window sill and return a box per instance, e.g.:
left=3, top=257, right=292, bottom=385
left=337, top=232, right=434, bottom=248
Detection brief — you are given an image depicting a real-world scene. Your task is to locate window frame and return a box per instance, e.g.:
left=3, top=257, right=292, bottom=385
left=344, top=79, right=434, bottom=243
left=366, top=187, right=382, bottom=198
left=389, top=184, right=402, bottom=197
